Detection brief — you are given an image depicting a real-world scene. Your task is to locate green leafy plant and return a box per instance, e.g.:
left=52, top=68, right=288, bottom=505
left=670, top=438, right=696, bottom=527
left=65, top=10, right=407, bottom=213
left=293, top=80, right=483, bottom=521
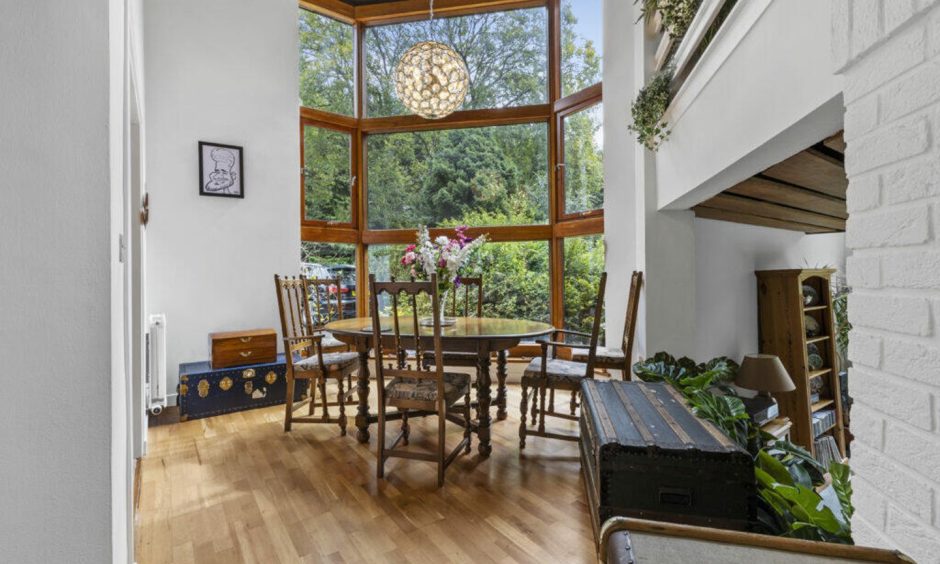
left=638, top=0, right=703, bottom=41
left=633, top=352, right=854, bottom=544
left=629, top=67, right=674, bottom=151
left=832, top=279, right=851, bottom=370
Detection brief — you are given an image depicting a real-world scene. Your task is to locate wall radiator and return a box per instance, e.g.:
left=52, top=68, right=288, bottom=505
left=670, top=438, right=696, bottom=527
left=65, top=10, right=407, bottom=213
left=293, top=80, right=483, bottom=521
left=147, top=313, right=168, bottom=415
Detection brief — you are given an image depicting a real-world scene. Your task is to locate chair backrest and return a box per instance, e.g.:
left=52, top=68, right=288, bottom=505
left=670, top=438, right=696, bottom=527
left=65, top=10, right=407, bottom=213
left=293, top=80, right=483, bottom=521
left=622, top=271, right=643, bottom=366
left=305, top=277, right=344, bottom=329
left=274, top=275, right=318, bottom=361
left=369, top=274, right=446, bottom=408
left=582, top=272, right=608, bottom=377
left=450, top=276, right=483, bottom=317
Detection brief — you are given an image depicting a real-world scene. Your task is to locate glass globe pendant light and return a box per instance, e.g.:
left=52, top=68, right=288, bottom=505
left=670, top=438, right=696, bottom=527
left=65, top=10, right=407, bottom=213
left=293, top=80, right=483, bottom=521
left=394, top=0, right=469, bottom=119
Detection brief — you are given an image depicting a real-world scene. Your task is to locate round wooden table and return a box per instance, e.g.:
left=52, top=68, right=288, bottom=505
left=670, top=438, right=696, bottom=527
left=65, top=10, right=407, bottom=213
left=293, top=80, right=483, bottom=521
left=326, top=316, right=553, bottom=456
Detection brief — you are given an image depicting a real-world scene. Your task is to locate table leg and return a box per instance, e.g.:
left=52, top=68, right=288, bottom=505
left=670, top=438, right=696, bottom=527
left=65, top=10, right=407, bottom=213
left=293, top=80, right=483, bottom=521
left=496, top=350, right=508, bottom=421
left=477, top=353, right=493, bottom=457
left=355, top=348, right=371, bottom=443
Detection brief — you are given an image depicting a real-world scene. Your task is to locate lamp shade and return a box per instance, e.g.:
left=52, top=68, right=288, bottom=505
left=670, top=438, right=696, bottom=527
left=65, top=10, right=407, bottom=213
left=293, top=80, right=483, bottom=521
left=735, top=354, right=795, bottom=393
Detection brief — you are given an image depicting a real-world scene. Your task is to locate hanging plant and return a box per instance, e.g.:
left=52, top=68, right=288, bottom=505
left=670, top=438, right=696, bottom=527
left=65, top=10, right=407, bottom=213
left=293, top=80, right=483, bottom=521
left=629, top=66, right=674, bottom=151
left=639, top=0, right=703, bottom=41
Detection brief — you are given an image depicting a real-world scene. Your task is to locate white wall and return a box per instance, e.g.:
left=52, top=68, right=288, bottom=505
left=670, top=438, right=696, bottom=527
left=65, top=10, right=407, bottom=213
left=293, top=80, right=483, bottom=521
left=834, top=1, right=940, bottom=561
left=694, top=219, right=846, bottom=361
left=0, top=1, right=114, bottom=561
left=656, top=0, right=844, bottom=211
left=145, top=0, right=300, bottom=399
left=602, top=0, right=638, bottom=348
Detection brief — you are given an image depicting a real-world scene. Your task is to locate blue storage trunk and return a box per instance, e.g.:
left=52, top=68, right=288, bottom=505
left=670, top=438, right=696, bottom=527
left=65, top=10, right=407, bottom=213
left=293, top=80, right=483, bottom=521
left=178, top=354, right=308, bottom=421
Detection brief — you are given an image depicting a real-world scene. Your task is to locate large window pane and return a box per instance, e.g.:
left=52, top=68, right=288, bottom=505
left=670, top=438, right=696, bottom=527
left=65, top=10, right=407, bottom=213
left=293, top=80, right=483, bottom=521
left=365, top=8, right=548, bottom=117
left=561, top=0, right=603, bottom=98
left=301, top=242, right=358, bottom=319
left=563, top=235, right=605, bottom=337
left=299, top=9, right=354, bottom=116
left=367, top=241, right=549, bottom=323
left=303, top=125, right=352, bottom=223
left=563, top=103, right=604, bottom=214
left=366, top=123, right=549, bottom=229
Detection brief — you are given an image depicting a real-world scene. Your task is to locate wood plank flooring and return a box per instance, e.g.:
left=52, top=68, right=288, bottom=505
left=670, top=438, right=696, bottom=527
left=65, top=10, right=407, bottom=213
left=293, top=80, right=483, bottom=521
left=135, top=371, right=596, bottom=563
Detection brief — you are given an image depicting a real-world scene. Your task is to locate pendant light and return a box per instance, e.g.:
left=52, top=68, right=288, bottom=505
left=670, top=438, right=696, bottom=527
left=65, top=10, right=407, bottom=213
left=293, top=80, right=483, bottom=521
left=394, top=0, right=470, bottom=119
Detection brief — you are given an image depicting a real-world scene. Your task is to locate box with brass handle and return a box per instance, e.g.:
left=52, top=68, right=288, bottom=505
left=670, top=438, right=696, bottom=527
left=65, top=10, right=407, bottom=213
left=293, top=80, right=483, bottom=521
left=209, top=328, right=276, bottom=369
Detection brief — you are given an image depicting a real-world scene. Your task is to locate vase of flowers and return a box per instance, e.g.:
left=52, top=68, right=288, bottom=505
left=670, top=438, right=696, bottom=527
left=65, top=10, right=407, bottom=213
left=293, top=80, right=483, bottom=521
left=400, top=225, right=487, bottom=326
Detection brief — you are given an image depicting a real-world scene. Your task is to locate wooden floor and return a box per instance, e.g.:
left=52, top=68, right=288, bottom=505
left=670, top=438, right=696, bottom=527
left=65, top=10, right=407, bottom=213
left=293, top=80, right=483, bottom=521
left=135, top=371, right=596, bottom=563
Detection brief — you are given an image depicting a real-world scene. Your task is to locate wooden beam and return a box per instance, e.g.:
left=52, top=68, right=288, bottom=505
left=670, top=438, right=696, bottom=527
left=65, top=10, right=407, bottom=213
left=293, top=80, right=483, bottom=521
left=728, top=176, right=847, bottom=219
left=553, top=82, right=602, bottom=114
left=301, top=225, right=360, bottom=243
left=361, top=224, right=553, bottom=245
left=762, top=149, right=847, bottom=200
left=823, top=131, right=846, bottom=154
left=355, top=0, right=546, bottom=24
left=693, top=206, right=837, bottom=234
left=299, top=0, right=356, bottom=24
left=360, top=104, right=551, bottom=134
left=553, top=215, right=604, bottom=238
left=300, top=107, right=358, bottom=130
left=700, top=194, right=845, bottom=230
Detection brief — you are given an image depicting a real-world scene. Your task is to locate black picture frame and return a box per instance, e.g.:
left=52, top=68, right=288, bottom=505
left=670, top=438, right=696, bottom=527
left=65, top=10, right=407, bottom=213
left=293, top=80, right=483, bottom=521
left=198, top=141, right=244, bottom=199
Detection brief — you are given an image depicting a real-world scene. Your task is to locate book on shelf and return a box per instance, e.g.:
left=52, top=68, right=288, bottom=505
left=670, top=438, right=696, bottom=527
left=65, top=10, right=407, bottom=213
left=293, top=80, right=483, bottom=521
left=814, top=435, right=841, bottom=467
left=812, top=408, right=837, bottom=437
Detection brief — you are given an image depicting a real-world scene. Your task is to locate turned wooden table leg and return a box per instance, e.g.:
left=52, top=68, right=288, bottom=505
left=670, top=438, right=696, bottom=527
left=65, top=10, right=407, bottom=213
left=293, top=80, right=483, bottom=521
left=496, top=350, right=508, bottom=421
left=476, top=353, right=493, bottom=457
left=355, top=347, right=371, bottom=444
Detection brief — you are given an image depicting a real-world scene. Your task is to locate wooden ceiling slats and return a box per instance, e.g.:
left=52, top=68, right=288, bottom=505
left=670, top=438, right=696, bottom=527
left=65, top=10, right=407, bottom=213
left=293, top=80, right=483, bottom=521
left=823, top=132, right=847, bottom=154
left=728, top=177, right=848, bottom=219
left=698, top=194, right=846, bottom=231
left=761, top=149, right=847, bottom=200
left=693, top=207, right=836, bottom=234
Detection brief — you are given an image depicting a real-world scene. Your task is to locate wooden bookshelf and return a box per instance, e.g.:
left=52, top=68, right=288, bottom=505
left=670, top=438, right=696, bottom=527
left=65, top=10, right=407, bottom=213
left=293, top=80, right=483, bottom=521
left=756, top=269, right=846, bottom=459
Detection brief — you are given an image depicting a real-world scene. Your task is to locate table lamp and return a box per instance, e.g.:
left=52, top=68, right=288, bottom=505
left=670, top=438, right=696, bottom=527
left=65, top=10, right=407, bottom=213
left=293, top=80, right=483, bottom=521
left=735, top=354, right=795, bottom=426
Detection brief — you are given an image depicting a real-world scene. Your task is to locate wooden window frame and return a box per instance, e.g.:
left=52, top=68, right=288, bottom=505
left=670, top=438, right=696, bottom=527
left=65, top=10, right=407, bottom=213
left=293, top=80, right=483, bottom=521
left=298, top=0, right=606, bottom=340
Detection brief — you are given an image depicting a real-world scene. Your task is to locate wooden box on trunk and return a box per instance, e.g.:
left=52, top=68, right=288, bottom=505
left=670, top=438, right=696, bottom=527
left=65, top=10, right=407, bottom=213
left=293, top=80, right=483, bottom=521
left=580, top=380, right=755, bottom=543
left=209, top=328, right=277, bottom=369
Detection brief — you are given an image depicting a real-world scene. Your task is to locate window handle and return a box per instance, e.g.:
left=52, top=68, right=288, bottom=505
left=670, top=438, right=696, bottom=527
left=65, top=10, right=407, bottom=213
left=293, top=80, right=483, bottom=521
left=349, top=175, right=357, bottom=187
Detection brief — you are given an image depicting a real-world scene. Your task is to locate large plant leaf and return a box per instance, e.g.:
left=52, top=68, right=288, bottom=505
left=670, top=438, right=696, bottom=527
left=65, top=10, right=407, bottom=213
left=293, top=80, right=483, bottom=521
left=757, top=451, right=794, bottom=486
left=830, top=462, right=854, bottom=522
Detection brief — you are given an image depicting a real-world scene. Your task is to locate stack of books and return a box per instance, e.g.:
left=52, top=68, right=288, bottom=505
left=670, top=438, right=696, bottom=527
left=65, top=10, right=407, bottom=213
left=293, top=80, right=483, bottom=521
left=812, top=408, right=837, bottom=437
left=814, top=435, right=841, bottom=467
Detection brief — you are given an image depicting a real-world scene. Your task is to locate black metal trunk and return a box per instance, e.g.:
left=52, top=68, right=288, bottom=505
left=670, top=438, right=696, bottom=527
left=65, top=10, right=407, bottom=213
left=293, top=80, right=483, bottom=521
left=580, top=380, right=755, bottom=542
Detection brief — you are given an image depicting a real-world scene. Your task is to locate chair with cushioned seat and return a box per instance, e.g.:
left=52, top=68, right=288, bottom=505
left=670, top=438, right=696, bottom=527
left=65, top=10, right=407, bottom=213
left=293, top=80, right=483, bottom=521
left=274, top=275, right=359, bottom=435
left=370, top=274, right=472, bottom=487
left=304, top=276, right=355, bottom=391
left=570, top=271, right=642, bottom=380
left=519, top=272, right=606, bottom=448
left=420, top=277, right=488, bottom=385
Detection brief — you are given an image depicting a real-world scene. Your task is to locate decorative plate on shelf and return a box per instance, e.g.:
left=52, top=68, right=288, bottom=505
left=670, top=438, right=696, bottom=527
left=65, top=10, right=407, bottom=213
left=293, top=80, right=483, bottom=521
left=802, top=284, right=820, bottom=306
left=804, top=314, right=821, bottom=337
left=807, top=343, right=825, bottom=370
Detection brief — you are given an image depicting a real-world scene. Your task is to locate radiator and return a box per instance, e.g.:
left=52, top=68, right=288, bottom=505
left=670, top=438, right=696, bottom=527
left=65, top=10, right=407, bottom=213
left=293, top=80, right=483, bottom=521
left=147, top=313, right=168, bottom=415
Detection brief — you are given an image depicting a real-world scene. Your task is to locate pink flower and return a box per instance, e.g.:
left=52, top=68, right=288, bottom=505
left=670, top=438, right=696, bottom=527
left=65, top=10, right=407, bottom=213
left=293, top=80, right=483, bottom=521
left=405, top=244, right=416, bottom=252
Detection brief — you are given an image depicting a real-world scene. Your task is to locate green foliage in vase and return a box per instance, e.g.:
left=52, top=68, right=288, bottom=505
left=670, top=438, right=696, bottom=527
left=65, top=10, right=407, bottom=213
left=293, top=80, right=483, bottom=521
left=629, top=67, right=674, bottom=151
left=633, top=352, right=855, bottom=544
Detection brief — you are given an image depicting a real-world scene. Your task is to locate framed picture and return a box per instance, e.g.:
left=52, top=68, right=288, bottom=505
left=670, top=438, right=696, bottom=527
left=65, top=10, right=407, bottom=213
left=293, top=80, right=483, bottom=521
left=199, top=141, right=244, bottom=198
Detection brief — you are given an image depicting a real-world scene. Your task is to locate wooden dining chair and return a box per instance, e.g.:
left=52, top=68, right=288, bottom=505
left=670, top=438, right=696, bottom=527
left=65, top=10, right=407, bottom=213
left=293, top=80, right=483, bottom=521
left=421, top=276, right=484, bottom=371
left=519, top=272, right=607, bottom=448
left=570, top=270, right=643, bottom=380
left=274, top=275, right=359, bottom=435
left=370, top=274, right=472, bottom=487
left=305, top=276, right=354, bottom=393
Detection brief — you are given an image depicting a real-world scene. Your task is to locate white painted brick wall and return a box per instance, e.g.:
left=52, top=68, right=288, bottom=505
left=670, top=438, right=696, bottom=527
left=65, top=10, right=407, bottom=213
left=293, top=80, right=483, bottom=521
left=835, top=1, right=940, bottom=561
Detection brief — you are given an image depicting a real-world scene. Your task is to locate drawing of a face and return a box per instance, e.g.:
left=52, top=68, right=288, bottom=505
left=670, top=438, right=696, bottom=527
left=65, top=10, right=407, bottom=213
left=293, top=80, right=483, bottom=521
left=204, top=148, right=238, bottom=193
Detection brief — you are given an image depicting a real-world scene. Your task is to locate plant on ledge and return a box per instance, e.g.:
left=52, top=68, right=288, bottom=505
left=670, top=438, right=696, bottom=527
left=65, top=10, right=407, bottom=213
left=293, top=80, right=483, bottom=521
left=634, top=352, right=854, bottom=544
left=628, top=66, right=674, bottom=151
left=638, top=0, right=703, bottom=42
